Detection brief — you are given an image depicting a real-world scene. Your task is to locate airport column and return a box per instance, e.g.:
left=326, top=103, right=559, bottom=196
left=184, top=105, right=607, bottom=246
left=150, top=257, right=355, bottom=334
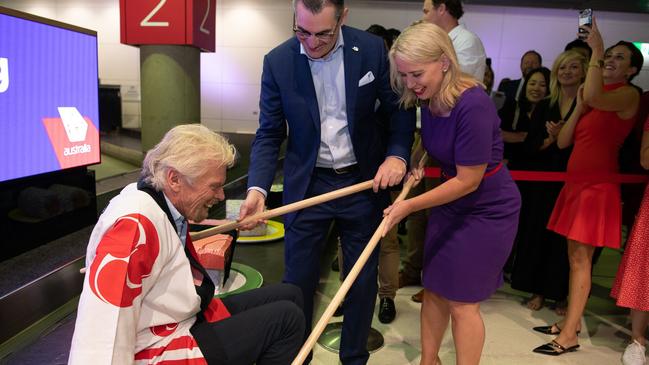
left=119, top=0, right=216, bottom=151
left=139, top=45, right=200, bottom=151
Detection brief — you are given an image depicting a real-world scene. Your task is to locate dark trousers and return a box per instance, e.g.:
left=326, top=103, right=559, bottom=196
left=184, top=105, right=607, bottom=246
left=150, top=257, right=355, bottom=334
left=284, top=168, right=382, bottom=365
left=191, top=283, right=305, bottom=365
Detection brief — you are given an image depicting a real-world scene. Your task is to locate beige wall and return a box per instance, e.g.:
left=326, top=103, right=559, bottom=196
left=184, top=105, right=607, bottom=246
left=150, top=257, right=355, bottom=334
left=2, top=0, right=649, bottom=133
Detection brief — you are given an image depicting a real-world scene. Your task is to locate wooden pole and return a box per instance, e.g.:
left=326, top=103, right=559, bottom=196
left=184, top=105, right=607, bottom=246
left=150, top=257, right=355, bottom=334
left=80, top=180, right=375, bottom=274
left=291, top=155, right=427, bottom=365
left=189, top=179, right=374, bottom=240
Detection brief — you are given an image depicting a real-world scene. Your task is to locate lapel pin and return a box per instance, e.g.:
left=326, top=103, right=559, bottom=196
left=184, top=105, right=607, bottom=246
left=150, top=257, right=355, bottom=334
left=352, top=46, right=359, bottom=52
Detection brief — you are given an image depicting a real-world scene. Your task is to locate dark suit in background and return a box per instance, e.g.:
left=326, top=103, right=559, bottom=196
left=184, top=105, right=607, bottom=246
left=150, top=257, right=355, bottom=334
left=497, top=77, right=522, bottom=108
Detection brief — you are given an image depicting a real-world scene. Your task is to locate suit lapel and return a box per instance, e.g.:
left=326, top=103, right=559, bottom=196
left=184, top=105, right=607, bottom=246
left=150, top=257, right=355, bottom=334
left=293, top=42, right=321, bottom=133
left=343, top=26, right=361, bottom=137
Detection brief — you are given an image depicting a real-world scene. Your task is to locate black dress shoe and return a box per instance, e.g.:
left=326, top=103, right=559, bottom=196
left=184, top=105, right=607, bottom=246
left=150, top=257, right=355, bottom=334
left=378, top=297, right=396, bottom=324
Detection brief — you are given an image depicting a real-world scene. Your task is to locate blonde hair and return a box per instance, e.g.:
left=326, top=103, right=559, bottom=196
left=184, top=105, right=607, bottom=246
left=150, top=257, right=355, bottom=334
left=549, top=50, right=587, bottom=108
left=389, top=22, right=480, bottom=112
left=141, top=124, right=236, bottom=190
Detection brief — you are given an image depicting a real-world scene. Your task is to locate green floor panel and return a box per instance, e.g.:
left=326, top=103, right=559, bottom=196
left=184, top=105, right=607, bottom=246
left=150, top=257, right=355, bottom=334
left=89, top=154, right=139, bottom=181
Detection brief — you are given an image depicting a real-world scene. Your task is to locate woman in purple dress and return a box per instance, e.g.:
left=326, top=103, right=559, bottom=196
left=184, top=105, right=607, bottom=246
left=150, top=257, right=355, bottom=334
left=383, top=22, right=521, bottom=365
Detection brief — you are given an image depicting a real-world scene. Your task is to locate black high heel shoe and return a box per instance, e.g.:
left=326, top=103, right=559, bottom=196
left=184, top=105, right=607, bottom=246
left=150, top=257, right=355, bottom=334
left=533, top=340, right=579, bottom=356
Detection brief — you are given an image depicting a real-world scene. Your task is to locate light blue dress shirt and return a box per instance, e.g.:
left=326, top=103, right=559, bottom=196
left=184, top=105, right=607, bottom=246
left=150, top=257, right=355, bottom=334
left=164, top=194, right=187, bottom=247
left=300, top=32, right=357, bottom=169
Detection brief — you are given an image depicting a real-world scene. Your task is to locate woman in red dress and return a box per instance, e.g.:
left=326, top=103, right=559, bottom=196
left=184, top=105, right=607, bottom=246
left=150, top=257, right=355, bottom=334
left=532, top=17, right=644, bottom=356
left=610, top=115, right=649, bottom=365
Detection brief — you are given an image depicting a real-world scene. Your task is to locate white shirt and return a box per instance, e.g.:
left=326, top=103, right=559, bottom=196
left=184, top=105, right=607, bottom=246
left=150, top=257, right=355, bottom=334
left=448, top=24, right=486, bottom=82
left=300, top=32, right=357, bottom=169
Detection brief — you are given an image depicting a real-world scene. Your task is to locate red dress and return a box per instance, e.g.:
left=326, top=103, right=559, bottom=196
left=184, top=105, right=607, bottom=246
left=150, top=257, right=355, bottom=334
left=610, top=116, right=649, bottom=311
left=547, top=82, right=636, bottom=248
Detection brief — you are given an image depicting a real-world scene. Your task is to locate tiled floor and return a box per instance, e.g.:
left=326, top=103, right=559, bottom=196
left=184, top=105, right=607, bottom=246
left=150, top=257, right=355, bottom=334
left=307, top=249, right=634, bottom=365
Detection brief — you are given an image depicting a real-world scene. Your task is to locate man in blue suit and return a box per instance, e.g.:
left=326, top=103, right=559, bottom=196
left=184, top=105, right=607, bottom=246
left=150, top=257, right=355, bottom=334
left=239, top=1, right=415, bottom=363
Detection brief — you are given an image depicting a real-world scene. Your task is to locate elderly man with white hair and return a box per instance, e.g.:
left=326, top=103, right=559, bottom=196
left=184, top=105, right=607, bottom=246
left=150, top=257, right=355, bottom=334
left=69, top=124, right=305, bottom=365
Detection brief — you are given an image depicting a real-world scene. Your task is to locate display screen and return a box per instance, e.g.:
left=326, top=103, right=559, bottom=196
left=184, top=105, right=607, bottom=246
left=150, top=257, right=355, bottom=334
left=0, top=7, right=99, bottom=183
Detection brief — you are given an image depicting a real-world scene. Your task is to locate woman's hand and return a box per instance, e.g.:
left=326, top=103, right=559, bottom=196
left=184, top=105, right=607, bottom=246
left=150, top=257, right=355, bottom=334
left=382, top=200, right=413, bottom=237
left=406, top=166, right=425, bottom=188
left=574, top=84, right=590, bottom=113
left=580, top=17, right=604, bottom=55
left=545, top=121, right=562, bottom=139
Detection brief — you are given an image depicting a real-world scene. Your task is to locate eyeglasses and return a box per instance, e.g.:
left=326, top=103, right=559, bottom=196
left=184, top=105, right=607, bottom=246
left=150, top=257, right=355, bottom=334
left=293, top=15, right=341, bottom=42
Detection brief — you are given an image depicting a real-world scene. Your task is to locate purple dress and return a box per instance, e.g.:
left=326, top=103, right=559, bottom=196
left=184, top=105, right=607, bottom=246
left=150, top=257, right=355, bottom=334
left=421, top=87, right=521, bottom=302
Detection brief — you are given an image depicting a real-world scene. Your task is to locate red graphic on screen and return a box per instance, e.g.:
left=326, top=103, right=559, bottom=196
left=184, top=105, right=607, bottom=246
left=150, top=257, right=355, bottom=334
left=151, top=323, right=179, bottom=337
left=89, top=214, right=160, bottom=307
left=42, top=116, right=100, bottom=170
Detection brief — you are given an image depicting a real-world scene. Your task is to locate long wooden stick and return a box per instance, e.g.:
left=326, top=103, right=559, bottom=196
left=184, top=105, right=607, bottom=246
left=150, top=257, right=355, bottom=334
left=291, top=155, right=428, bottom=365
left=80, top=180, right=375, bottom=274
left=189, top=179, right=374, bottom=240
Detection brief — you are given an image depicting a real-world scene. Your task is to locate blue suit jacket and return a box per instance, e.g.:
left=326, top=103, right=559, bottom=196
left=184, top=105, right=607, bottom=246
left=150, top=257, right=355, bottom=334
left=248, top=26, right=415, bottom=224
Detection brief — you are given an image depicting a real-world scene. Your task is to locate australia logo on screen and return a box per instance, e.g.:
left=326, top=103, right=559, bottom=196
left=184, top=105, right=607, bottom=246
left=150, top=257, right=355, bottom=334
left=42, top=107, right=100, bottom=169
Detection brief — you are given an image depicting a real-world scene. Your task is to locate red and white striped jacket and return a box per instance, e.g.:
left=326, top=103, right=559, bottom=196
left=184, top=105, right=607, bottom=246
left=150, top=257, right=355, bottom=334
left=69, top=183, right=229, bottom=365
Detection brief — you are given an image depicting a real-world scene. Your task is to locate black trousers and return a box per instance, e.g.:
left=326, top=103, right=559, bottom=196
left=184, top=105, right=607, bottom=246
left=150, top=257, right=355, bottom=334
left=191, top=283, right=305, bottom=365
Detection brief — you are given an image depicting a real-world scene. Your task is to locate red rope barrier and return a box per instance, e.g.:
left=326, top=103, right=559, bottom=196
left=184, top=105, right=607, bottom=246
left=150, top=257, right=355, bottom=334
left=424, top=167, right=649, bottom=184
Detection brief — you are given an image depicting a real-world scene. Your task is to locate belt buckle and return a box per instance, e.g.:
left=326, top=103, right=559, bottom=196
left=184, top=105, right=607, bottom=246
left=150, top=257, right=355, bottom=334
left=333, top=165, right=353, bottom=174
left=332, top=166, right=347, bottom=174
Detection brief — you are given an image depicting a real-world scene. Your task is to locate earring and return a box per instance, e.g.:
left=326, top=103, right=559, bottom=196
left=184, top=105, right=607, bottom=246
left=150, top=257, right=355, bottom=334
left=442, top=68, right=448, bottom=73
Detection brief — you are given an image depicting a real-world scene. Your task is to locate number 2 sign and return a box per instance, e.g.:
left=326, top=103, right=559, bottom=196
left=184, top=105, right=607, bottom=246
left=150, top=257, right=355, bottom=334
left=120, top=0, right=216, bottom=52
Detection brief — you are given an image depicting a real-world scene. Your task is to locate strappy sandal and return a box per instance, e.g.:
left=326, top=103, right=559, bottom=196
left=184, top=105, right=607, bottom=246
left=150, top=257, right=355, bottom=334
left=533, top=340, right=579, bottom=356
left=532, top=323, right=580, bottom=335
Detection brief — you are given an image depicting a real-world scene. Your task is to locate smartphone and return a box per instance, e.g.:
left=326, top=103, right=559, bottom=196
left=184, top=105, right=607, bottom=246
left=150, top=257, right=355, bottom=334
left=578, top=9, right=593, bottom=39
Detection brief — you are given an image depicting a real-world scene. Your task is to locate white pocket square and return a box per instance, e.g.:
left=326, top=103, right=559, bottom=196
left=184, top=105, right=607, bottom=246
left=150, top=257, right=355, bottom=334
left=358, top=71, right=375, bottom=87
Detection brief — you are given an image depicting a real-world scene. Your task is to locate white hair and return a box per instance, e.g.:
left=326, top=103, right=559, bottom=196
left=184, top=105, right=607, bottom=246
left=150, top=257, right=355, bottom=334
left=140, top=124, right=236, bottom=190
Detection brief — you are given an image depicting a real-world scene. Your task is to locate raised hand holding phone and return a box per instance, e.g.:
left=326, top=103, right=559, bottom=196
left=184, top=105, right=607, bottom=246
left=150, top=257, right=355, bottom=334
left=578, top=9, right=593, bottom=40
left=580, top=15, right=604, bottom=57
